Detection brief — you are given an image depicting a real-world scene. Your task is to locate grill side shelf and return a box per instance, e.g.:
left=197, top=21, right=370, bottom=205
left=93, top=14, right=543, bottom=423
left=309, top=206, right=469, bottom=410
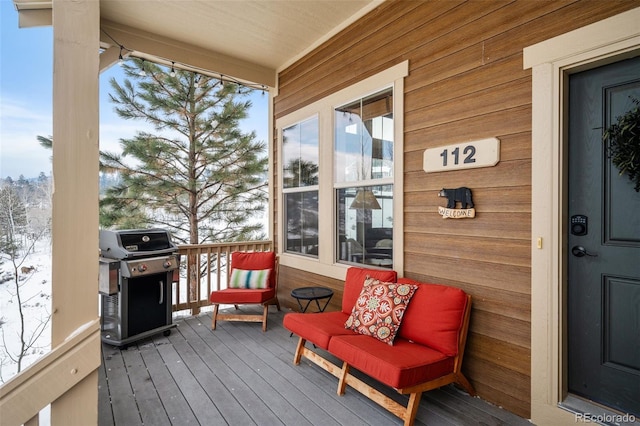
left=99, top=258, right=120, bottom=295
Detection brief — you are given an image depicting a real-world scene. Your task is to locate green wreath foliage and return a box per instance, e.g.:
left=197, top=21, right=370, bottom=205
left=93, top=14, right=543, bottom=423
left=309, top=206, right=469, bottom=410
left=603, top=97, right=640, bottom=192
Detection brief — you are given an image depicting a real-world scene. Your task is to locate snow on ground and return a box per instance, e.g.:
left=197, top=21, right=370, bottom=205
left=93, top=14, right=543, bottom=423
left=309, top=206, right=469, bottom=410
left=0, top=237, right=52, bottom=384
left=0, top=234, right=232, bottom=424
left=0, top=234, right=229, bottom=384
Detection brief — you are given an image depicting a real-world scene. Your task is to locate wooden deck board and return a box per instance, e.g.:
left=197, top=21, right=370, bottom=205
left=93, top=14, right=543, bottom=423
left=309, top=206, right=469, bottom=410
left=160, top=329, right=230, bottom=424
left=172, top=319, right=266, bottom=425
left=180, top=316, right=289, bottom=425
left=99, top=308, right=531, bottom=426
left=120, top=345, right=172, bottom=426
left=237, top=311, right=405, bottom=425
left=213, top=317, right=393, bottom=425
left=220, top=343, right=313, bottom=423
left=191, top=321, right=305, bottom=425
left=135, top=339, right=199, bottom=425
left=187, top=319, right=332, bottom=425
left=102, top=345, right=143, bottom=425
left=97, top=355, right=115, bottom=426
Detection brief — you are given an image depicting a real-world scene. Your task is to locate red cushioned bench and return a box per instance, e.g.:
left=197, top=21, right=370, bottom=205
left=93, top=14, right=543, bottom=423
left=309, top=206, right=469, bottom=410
left=283, top=267, right=475, bottom=426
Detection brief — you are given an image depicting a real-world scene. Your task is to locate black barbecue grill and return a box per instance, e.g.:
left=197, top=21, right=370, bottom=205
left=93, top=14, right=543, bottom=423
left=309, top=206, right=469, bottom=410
left=99, top=228, right=179, bottom=347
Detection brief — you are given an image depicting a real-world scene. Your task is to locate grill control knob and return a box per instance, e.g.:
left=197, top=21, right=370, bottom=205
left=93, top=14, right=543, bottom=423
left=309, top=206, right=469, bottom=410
left=163, top=260, right=173, bottom=269
left=138, top=264, right=147, bottom=272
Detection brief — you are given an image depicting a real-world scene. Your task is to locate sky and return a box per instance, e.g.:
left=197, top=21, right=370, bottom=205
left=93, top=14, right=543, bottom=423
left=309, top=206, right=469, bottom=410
left=0, top=0, right=268, bottom=180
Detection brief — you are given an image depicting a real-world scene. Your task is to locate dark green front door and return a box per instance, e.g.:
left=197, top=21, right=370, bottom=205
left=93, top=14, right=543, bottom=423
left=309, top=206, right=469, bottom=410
left=568, top=56, right=640, bottom=416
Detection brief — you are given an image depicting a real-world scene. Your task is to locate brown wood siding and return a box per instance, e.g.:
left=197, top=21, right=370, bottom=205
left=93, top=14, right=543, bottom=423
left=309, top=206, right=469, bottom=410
left=278, top=267, right=344, bottom=313
left=273, top=1, right=640, bottom=418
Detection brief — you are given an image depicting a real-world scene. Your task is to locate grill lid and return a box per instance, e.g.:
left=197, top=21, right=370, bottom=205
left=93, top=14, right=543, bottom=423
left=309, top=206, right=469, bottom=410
left=99, top=228, right=177, bottom=259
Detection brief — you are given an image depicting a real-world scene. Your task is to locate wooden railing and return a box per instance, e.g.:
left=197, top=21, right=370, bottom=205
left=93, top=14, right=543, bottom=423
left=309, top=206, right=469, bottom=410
left=0, top=241, right=273, bottom=425
left=0, top=319, right=101, bottom=426
left=173, top=241, right=274, bottom=314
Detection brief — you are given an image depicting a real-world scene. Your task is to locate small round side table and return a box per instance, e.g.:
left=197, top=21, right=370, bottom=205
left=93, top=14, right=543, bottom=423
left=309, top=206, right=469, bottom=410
left=290, top=286, right=334, bottom=313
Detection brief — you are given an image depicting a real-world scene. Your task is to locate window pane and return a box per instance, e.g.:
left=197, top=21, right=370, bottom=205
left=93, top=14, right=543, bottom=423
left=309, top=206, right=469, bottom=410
left=335, top=89, right=393, bottom=183
left=282, top=116, right=319, bottom=188
left=336, top=185, right=393, bottom=268
left=285, top=191, right=319, bottom=256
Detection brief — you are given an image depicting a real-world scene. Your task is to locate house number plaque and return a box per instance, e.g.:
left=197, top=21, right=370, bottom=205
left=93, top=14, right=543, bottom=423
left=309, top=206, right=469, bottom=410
left=423, top=137, right=500, bottom=173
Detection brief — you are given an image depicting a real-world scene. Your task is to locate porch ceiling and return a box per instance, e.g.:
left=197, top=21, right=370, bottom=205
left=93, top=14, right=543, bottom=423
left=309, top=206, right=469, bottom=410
left=13, top=0, right=380, bottom=87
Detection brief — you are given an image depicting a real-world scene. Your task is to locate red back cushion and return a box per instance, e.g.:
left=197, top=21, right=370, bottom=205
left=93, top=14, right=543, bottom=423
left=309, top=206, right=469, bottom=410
left=397, top=278, right=468, bottom=356
left=231, top=251, right=276, bottom=289
left=341, top=267, right=397, bottom=314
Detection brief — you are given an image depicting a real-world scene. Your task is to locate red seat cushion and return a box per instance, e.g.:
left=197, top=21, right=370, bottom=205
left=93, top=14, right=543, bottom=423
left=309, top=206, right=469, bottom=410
left=231, top=251, right=277, bottom=288
left=396, top=278, right=468, bottom=356
left=328, top=334, right=454, bottom=389
left=209, top=288, right=275, bottom=304
left=283, top=311, right=354, bottom=349
left=342, top=267, right=397, bottom=314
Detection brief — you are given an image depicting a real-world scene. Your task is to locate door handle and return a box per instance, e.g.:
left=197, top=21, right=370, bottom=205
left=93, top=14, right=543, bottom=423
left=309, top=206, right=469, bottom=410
left=571, top=245, right=598, bottom=257
left=159, top=280, right=164, bottom=304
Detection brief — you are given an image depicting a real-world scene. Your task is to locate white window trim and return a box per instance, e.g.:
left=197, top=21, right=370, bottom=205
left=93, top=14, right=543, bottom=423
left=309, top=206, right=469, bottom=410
left=333, top=177, right=394, bottom=190
left=280, top=113, right=320, bottom=258
left=276, top=61, right=409, bottom=280
left=281, top=185, right=319, bottom=194
left=280, top=115, right=320, bottom=197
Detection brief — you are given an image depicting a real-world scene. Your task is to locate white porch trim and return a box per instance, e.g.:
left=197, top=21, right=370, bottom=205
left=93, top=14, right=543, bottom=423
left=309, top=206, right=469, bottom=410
left=99, top=19, right=277, bottom=88
left=524, top=7, right=640, bottom=425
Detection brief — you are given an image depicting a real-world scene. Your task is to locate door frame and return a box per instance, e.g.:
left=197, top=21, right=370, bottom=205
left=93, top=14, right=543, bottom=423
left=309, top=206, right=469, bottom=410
left=524, top=7, right=640, bottom=425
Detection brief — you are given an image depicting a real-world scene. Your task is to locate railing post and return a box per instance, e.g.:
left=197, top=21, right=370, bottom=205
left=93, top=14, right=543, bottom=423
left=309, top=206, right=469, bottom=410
left=188, top=250, right=199, bottom=315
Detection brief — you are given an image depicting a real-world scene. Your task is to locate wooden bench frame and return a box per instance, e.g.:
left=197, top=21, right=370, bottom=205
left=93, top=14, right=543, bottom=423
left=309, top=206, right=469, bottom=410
left=292, top=294, right=475, bottom=426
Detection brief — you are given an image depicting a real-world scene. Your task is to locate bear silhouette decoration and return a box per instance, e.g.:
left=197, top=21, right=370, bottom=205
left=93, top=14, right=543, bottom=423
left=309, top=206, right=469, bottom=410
left=438, top=187, right=474, bottom=209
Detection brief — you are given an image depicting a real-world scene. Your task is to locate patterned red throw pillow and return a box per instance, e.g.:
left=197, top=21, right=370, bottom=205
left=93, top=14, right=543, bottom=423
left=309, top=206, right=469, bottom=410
left=345, top=277, right=419, bottom=345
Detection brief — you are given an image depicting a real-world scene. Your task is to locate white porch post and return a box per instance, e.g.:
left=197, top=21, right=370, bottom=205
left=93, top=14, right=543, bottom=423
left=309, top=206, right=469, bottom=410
left=50, top=0, right=100, bottom=424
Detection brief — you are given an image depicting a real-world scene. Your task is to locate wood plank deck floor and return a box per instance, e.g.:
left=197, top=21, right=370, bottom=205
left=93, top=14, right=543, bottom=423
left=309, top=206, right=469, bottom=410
left=99, top=308, right=531, bottom=426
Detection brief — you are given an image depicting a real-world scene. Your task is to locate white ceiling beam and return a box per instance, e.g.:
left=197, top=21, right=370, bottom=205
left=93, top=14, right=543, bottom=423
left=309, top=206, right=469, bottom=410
left=13, top=0, right=52, bottom=28
left=13, top=0, right=51, bottom=8
left=100, top=19, right=276, bottom=88
left=99, top=45, right=122, bottom=73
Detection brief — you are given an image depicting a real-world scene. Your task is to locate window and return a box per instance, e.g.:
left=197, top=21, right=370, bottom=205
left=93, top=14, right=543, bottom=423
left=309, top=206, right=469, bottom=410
left=282, top=116, right=319, bottom=256
left=335, top=89, right=394, bottom=268
left=276, top=62, right=407, bottom=279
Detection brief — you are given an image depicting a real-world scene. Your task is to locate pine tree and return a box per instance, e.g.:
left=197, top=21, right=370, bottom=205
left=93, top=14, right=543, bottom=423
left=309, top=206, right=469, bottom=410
left=100, top=59, right=268, bottom=245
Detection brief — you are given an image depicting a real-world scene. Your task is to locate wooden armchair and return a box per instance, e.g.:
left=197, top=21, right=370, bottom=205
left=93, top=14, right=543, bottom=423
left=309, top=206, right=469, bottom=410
left=209, top=251, right=280, bottom=331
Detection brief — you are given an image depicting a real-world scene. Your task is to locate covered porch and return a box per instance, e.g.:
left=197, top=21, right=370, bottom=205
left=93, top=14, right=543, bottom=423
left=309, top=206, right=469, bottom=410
left=4, top=1, right=640, bottom=425
left=96, top=242, right=529, bottom=425
left=99, top=307, right=530, bottom=426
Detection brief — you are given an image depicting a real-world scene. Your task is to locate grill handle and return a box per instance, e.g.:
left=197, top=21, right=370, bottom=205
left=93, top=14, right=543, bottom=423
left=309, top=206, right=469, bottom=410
left=159, top=280, right=164, bottom=304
